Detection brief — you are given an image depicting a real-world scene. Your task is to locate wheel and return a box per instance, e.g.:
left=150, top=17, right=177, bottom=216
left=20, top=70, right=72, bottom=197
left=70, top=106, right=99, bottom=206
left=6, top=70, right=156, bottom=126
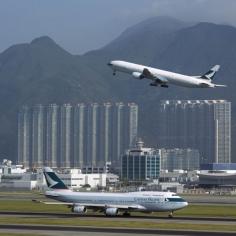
left=168, top=211, right=174, bottom=218
left=123, top=212, right=131, bottom=217
left=161, top=84, right=169, bottom=88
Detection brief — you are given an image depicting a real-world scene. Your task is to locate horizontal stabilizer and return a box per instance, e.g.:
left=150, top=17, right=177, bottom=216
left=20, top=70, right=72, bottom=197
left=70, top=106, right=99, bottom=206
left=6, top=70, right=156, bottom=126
left=214, top=84, right=227, bottom=87
left=32, top=199, right=73, bottom=205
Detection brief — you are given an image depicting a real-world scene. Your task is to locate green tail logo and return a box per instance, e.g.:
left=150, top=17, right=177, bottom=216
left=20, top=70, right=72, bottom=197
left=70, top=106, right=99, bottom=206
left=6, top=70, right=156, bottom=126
left=43, top=167, right=68, bottom=189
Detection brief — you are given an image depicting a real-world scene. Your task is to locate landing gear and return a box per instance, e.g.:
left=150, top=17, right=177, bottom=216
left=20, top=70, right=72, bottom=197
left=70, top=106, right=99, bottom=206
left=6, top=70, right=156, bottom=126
left=161, top=84, right=169, bottom=88
left=149, top=82, right=158, bottom=87
left=123, top=212, right=131, bottom=217
left=168, top=211, right=174, bottom=218
left=113, top=71, right=116, bottom=76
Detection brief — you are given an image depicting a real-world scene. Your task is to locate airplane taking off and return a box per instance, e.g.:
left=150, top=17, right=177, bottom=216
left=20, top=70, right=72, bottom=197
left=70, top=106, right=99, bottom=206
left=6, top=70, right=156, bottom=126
left=35, top=167, right=188, bottom=217
left=107, top=60, right=226, bottom=88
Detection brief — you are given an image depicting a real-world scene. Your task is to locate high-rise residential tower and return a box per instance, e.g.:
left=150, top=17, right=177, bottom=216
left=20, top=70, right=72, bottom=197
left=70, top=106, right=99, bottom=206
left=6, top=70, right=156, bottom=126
left=111, top=102, right=138, bottom=166
left=73, top=103, right=85, bottom=167
left=99, top=103, right=113, bottom=166
left=159, top=100, right=231, bottom=164
left=128, top=103, right=139, bottom=147
left=17, top=105, right=31, bottom=168
left=17, top=103, right=138, bottom=168
left=46, top=104, right=59, bottom=167
left=85, top=103, right=100, bottom=166
left=32, top=104, right=45, bottom=168
left=60, top=104, right=73, bottom=168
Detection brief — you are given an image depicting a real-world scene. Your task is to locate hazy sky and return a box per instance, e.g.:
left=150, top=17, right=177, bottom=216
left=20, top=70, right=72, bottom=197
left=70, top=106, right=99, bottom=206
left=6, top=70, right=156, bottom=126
left=0, top=0, right=236, bottom=54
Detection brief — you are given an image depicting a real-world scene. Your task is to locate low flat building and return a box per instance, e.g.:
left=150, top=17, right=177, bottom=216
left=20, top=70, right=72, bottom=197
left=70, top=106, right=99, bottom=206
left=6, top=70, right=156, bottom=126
left=0, top=159, right=34, bottom=190
left=0, top=159, right=26, bottom=174
left=0, top=161, right=108, bottom=190
left=0, top=173, right=37, bottom=190
left=160, top=148, right=200, bottom=171
left=59, top=169, right=106, bottom=189
left=36, top=168, right=107, bottom=190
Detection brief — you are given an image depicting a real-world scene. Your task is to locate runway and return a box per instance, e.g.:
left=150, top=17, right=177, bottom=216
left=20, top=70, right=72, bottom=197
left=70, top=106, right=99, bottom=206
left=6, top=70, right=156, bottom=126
left=0, top=224, right=235, bottom=236
left=0, top=211, right=235, bottom=223
left=0, top=211, right=236, bottom=235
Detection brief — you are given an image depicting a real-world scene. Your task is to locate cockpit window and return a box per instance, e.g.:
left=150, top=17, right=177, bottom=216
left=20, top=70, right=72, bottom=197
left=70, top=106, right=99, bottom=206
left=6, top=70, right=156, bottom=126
left=167, top=198, right=186, bottom=202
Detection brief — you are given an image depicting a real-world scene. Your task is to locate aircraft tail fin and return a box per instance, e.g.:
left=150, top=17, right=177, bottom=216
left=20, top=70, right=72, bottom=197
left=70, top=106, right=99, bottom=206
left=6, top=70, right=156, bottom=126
left=43, top=167, right=68, bottom=190
left=200, top=65, right=220, bottom=80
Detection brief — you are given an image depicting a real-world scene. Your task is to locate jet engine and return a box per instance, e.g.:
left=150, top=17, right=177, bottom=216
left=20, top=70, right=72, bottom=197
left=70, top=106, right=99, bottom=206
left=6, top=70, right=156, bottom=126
left=72, top=205, right=87, bottom=214
left=132, top=72, right=143, bottom=79
left=105, top=207, right=118, bottom=216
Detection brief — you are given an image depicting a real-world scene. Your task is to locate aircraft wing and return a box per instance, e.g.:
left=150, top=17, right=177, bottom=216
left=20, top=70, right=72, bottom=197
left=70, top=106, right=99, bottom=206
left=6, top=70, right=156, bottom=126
left=142, top=68, right=168, bottom=85
left=32, top=199, right=145, bottom=210
left=78, top=203, right=145, bottom=210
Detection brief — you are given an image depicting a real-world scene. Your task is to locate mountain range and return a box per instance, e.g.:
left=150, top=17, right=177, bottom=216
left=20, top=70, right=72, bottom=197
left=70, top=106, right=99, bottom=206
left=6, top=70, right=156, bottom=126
left=0, top=16, right=235, bottom=162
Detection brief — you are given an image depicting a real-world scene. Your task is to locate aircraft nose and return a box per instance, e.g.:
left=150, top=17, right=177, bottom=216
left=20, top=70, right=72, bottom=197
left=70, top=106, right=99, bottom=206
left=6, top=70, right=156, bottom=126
left=107, top=61, right=113, bottom=66
left=183, top=201, right=188, bottom=207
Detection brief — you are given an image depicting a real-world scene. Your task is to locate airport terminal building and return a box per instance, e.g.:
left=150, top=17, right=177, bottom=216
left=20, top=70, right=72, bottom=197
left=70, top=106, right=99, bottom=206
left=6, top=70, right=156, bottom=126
left=198, top=171, right=236, bottom=188
left=199, top=163, right=236, bottom=188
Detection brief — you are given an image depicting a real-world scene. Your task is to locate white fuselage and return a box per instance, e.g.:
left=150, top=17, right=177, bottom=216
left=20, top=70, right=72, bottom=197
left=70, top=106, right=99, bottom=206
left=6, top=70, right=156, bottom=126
left=45, top=190, right=188, bottom=212
left=109, top=60, right=215, bottom=88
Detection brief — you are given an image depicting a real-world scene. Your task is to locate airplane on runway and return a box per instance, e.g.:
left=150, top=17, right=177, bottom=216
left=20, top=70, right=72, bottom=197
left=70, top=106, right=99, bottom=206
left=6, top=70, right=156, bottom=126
left=34, top=167, right=188, bottom=217
left=107, top=60, right=226, bottom=88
